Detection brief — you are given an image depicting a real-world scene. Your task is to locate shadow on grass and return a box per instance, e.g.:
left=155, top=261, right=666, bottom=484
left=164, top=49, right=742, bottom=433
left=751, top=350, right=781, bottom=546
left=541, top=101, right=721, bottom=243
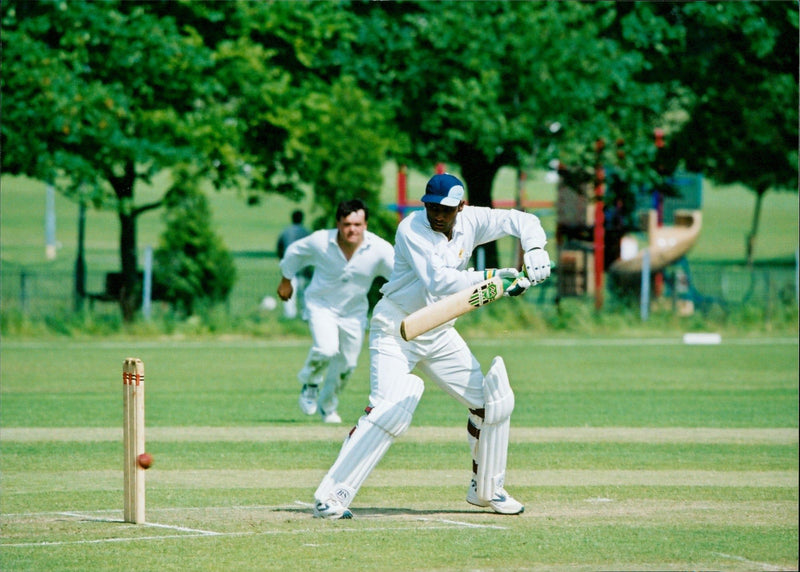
left=274, top=506, right=514, bottom=518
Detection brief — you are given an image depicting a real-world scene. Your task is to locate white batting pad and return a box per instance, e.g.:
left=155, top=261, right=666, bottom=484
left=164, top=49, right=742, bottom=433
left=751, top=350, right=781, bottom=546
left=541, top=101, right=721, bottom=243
left=476, top=356, right=514, bottom=500
left=314, top=375, right=424, bottom=507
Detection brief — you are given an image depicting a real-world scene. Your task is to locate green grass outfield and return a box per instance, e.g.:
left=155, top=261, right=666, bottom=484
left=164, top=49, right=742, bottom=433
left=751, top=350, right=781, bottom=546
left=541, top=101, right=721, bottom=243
left=1, top=336, right=797, bottom=571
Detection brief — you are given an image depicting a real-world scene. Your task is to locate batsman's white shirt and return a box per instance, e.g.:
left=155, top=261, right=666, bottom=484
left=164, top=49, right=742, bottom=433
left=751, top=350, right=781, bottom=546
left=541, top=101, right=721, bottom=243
left=380, top=205, right=547, bottom=314
left=280, top=229, right=394, bottom=325
left=368, top=205, right=547, bottom=409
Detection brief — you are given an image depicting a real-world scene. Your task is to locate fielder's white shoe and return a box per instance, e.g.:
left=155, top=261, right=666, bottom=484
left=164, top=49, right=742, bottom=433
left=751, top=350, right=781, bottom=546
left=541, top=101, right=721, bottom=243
left=313, top=497, right=353, bottom=520
left=466, top=478, right=524, bottom=515
left=320, top=409, right=342, bottom=424
left=298, top=384, right=318, bottom=415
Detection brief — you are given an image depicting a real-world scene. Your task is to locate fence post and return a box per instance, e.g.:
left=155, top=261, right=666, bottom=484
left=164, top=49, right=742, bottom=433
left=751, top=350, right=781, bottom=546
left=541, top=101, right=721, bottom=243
left=142, top=246, right=153, bottom=320
left=20, top=270, right=29, bottom=315
left=593, top=139, right=605, bottom=311
left=640, top=250, right=650, bottom=321
left=795, top=247, right=799, bottom=306
left=765, top=270, right=773, bottom=326
left=45, top=184, right=57, bottom=260
left=397, top=164, right=407, bottom=222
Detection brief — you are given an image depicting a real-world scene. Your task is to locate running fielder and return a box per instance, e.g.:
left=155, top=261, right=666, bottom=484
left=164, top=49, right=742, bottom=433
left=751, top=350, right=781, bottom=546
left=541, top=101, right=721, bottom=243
left=277, top=199, right=394, bottom=424
left=312, top=173, right=551, bottom=518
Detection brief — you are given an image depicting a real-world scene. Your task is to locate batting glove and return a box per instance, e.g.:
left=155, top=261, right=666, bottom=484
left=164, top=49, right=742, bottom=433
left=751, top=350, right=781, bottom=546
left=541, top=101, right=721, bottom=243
left=484, top=268, right=531, bottom=297
left=523, top=248, right=551, bottom=284
left=503, top=274, right=531, bottom=297
left=484, top=268, right=519, bottom=281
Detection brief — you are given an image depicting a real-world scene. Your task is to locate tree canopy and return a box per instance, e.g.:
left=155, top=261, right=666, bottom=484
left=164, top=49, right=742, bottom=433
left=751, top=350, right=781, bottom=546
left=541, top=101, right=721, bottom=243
left=324, top=1, right=691, bottom=265
left=612, top=1, right=798, bottom=263
left=1, top=0, right=395, bottom=318
left=2, top=0, right=796, bottom=318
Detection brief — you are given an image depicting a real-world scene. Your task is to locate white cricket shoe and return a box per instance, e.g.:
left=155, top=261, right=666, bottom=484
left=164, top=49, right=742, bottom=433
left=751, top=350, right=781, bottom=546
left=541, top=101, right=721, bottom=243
left=298, top=384, right=318, bottom=415
left=313, top=498, right=353, bottom=520
left=320, top=409, right=342, bottom=424
left=466, top=478, right=524, bottom=515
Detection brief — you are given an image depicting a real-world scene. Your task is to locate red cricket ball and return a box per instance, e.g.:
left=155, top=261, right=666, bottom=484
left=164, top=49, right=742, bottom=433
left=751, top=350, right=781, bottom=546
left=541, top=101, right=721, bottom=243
left=137, top=452, right=153, bottom=469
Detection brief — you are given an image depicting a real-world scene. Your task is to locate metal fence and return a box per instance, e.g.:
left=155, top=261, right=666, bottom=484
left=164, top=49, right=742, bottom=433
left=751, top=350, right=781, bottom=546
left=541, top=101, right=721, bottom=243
left=1, top=254, right=797, bottom=322
left=1, top=254, right=284, bottom=320
left=686, top=262, right=796, bottom=304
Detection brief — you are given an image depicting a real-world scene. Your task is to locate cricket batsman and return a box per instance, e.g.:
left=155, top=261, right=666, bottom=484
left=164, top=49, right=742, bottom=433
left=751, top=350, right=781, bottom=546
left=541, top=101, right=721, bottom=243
left=312, top=173, right=551, bottom=519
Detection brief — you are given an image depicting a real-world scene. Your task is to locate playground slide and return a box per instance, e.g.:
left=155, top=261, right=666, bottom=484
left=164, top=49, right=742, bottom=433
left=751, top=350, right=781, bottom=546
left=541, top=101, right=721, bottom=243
left=609, top=209, right=702, bottom=274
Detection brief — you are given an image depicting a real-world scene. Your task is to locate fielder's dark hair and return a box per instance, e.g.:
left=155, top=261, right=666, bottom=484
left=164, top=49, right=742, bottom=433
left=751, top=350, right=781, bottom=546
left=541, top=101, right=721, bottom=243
left=336, top=199, right=368, bottom=221
left=291, top=210, right=304, bottom=224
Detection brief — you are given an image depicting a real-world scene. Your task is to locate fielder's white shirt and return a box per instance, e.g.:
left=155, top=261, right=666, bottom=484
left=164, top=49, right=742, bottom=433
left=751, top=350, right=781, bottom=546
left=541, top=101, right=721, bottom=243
left=280, top=229, right=395, bottom=319
left=380, top=205, right=547, bottom=314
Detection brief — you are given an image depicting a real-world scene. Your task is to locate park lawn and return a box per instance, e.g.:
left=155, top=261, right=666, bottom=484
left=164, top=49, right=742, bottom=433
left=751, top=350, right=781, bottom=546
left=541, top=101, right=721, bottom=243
left=2, top=167, right=798, bottom=270
left=1, top=336, right=797, bottom=571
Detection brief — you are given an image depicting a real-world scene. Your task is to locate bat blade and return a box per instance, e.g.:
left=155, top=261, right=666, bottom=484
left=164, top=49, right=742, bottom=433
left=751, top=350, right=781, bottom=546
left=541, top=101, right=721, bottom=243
left=400, top=276, right=504, bottom=341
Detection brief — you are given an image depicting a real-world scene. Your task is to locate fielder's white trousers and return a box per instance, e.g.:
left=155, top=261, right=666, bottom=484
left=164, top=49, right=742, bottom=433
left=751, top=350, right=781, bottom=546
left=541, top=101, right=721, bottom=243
left=299, top=301, right=365, bottom=414
left=368, top=298, right=485, bottom=409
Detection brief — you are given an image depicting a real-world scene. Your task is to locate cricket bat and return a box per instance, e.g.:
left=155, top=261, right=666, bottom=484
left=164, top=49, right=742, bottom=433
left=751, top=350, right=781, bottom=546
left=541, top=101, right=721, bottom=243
left=400, top=276, right=505, bottom=341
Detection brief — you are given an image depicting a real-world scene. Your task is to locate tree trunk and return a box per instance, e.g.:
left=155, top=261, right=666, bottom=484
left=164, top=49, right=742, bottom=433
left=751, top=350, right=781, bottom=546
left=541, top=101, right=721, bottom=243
left=111, top=161, right=140, bottom=323
left=457, top=150, right=502, bottom=269
left=745, top=184, right=767, bottom=267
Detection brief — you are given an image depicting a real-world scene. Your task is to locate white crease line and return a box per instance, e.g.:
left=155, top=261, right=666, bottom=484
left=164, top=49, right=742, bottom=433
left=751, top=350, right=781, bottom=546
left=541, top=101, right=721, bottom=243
left=3, top=533, right=246, bottom=548
left=4, top=506, right=278, bottom=518
left=418, top=517, right=507, bottom=530
left=57, top=511, right=222, bottom=535
left=476, top=337, right=799, bottom=347
left=139, top=521, right=221, bottom=535
left=2, top=524, right=483, bottom=548
left=713, top=551, right=794, bottom=571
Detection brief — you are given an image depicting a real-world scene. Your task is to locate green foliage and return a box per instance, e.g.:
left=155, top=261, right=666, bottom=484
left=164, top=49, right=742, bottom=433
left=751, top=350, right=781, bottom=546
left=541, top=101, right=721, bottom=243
left=154, top=177, right=236, bottom=316
left=317, top=1, right=685, bottom=265
left=2, top=0, right=214, bottom=196
left=664, top=1, right=798, bottom=194
left=1, top=1, right=798, bottom=315
left=0, top=0, right=334, bottom=318
left=335, top=2, right=673, bottom=191
left=292, top=76, right=405, bottom=239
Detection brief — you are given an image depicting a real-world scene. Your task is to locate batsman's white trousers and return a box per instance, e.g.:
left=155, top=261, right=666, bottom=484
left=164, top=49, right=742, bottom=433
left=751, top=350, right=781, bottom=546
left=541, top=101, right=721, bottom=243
left=369, top=298, right=485, bottom=410
left=299, top=301, right=366, bottom=414
left=314, top=298, right=503, bottom=506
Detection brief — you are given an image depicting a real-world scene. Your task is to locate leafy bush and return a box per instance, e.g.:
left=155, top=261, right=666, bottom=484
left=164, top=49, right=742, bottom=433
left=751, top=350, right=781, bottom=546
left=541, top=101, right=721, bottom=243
left=154, top=179, right=236, bottom=316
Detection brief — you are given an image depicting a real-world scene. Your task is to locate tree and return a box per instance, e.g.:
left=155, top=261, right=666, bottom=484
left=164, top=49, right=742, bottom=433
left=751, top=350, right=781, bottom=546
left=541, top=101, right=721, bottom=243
left=1, top=1, right=300, bottom=321
left=328, top=1, right=797, bottom=269
left=649, top=1, right=798, bottom=265
left=220, top=1, right=404, bottom=240
left=2, top=1, right=402, bottom=324
left=329, top=1, right=675, bottom=267
left=291, top=76, right=404, bottom=238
